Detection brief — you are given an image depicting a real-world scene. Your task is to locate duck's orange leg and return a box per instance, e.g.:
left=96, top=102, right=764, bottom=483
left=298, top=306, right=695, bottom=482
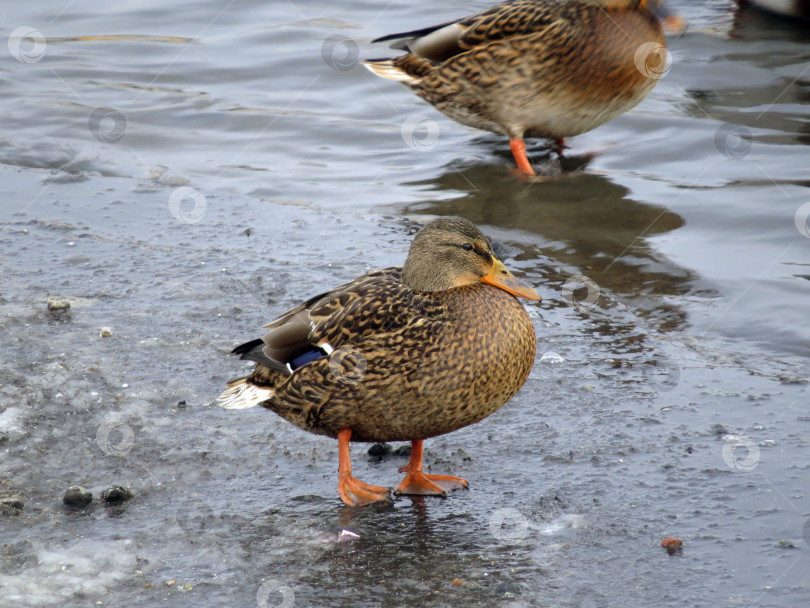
left=509, top=138, right=536, bottom=176
left=337, top=428, right=392, bottom=507
left=394, top=439, right=468, bottom=497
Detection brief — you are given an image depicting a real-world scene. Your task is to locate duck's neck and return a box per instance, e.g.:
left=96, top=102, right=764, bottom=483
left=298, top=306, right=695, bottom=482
left=401, top=262, right=464, bottom=293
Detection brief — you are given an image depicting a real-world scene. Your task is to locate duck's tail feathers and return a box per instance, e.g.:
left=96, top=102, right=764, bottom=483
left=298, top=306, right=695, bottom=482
left=217, top=377, right=274, bottom=409
left=363, top=59, right=419, bottom=84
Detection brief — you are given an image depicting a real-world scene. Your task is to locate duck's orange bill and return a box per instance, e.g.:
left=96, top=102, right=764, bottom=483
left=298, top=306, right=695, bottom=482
left=480, top=258, right=541, bottom=301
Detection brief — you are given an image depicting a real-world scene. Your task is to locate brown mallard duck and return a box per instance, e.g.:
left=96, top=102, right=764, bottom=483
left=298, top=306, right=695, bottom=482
left=218, top=217, right=539, bottom=507
left=366, top=0, right=674, bottom=175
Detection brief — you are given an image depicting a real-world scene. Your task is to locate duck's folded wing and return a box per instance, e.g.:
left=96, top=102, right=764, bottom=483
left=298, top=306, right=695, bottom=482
left=232, top=292, right=328, bottom=373
left=232, top=267, right=422, bottom=374
left=372, top=1, right=558, bottom=62
left=305, top=268, right=428, bottom=349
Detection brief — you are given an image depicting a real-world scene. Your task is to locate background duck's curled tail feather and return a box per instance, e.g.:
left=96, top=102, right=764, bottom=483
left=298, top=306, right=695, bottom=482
left=217, top=378, right=274, bottom=409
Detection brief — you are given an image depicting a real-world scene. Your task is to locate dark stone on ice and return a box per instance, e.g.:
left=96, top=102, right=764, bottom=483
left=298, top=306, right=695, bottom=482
left=63, top=486, right=93, bottom=507
left=0, top=495, right=24, bottom=516
left=393, top=445, right=412, bottom=457
left=102, top=486, right=134, bottom=504
left=367, top=443, right=392, bottom=458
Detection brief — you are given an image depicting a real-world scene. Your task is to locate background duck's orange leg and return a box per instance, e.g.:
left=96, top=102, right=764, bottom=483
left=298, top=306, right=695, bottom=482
left=337, top=428, right=392, bottom=507
left=394, top=439, right=468, bottom=496
left=509, top=138, right=536, bottom=176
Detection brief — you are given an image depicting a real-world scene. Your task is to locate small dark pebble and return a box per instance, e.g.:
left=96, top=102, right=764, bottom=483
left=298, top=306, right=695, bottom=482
left=176, top=400, right=187, bottom=408
left=368, top=443, right=392, bottom=457
left=0, top=495, right=24, bottom=516
left=63, top=486, right=93, bottom=507
left=242, top=228, right=253, bottom=237
left=102, top=486, right=134, bottom=504
left=710, top=423, right=727, bottom=436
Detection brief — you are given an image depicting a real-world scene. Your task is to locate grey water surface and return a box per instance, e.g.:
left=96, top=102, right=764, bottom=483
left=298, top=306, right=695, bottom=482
left=1, top=1, right=809, bottom=607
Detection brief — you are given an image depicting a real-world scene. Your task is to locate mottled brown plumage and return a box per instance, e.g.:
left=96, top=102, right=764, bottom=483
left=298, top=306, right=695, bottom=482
left=365, top=0, right=670, bottom=175
left=218, top=216, right=539, bottom=506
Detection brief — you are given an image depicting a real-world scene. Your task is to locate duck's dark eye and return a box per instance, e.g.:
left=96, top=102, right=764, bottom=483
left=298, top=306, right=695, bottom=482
left=461, top=243, right=473, bottom=251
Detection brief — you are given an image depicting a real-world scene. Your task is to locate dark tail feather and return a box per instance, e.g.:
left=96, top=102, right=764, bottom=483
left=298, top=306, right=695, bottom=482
left=232, top=338, right=263, bottom=358
left=372, top=18, right=460, bottom=46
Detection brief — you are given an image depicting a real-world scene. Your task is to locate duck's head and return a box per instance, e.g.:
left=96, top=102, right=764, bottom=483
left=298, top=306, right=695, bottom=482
left=402, top=216, right=540, bottom=301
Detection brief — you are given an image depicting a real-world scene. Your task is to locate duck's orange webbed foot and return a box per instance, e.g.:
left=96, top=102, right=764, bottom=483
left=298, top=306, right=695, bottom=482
left=393, top=439, right=469, bottom=497
left=395, top=469, right=468, bottom=496
left=338, top=474, right=393, bottom=507
left=337, top=428, right=392, bottom=507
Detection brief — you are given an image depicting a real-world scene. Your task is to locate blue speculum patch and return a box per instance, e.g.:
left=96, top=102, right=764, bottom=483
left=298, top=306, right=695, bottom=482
left=290, top=348, right=326, bottom=370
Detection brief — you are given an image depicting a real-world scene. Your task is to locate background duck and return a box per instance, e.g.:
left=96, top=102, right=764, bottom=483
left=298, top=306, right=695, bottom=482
left=366, top=0, right=674, bottom=175
left=218, top=217, right=539, bottom=507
